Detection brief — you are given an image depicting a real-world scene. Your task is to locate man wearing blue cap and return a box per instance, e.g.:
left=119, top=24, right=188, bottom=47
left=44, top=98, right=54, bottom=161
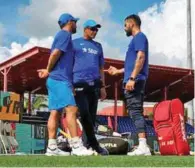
left=72, top=19, right=108, bottom=155
left=38, top=13, right=94, bottom=156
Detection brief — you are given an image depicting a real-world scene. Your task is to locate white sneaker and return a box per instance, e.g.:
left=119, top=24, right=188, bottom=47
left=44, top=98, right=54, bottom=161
left=70, top=138, right=94, bottom=156
left=88, top=147, right=98, bottom=156
left=127, top=146, right=151, bottom=156
left=45, top=147, right=70, bottom=156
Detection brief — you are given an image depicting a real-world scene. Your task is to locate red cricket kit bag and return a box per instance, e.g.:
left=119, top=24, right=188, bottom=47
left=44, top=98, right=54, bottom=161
left=153, top=99, right=190, bottom=155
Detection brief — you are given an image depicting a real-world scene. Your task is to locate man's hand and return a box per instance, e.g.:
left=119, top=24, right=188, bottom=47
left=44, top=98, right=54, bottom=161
left=107, top=66, right=119, bottom=76
left=100, top=87, right=107, bottom=101
left=37, top=69, right=49, bottom=78
left=125, top=79, right=135, bottom=91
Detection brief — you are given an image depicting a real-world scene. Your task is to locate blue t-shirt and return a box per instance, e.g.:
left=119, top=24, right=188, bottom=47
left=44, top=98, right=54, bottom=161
left=124, top=32, right=149, bottom=83
left=73, top=37, right=104, bottom=83
left=49, top=30, right=74, bottom=82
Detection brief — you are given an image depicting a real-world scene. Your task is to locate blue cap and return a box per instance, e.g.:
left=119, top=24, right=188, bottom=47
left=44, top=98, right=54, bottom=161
left=83, top=19, right=101, bottom=29
left=58, top=13, right=79, bottom=26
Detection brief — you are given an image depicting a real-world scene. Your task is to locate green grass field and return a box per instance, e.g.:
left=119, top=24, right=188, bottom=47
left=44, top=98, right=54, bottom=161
left=0, top=155, right=194, bottom=167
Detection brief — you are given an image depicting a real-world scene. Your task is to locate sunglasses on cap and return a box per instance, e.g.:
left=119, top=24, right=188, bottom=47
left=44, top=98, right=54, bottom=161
left=88, top=27, right=99, bottom=32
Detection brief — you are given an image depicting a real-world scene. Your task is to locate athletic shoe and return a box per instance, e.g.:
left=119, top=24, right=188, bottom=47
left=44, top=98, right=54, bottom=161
left=127, top=146, right=151, bottom=156
left=70, top=138, right=94, bottom=156
left=45, top=147, right=70, bottom=156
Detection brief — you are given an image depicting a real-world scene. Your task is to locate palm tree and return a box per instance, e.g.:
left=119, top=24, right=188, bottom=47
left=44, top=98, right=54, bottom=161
left=24, top=94, right=48, bottom=114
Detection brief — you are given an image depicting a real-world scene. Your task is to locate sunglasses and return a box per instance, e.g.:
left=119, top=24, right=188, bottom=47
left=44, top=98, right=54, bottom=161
left=88, top=27, right=99, bottom=32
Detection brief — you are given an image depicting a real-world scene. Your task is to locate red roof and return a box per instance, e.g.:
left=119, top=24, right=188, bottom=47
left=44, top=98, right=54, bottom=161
left=0, top=46, right=194, bottom=103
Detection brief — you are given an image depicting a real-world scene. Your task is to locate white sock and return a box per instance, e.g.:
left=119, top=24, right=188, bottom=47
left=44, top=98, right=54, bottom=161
left=139, top=138, right=147, bottom=148
left=48, top=139, right=57, bottom=149
left=70, top=137, right=81, bottom=148
left=71, top=136, right=80, bottom=142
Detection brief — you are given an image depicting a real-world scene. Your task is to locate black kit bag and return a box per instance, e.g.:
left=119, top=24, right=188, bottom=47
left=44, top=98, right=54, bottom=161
left=98, top=137, right=129, bottom=155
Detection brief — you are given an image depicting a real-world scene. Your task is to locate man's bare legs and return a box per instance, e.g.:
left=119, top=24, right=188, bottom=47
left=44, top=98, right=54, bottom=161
left=65, top=106, right=78, bottom=137
left=65, top=105, right=94, bottom=156
left=46, top=110, right=70, bottom=156
left=48, top=110, right=60, bottom=139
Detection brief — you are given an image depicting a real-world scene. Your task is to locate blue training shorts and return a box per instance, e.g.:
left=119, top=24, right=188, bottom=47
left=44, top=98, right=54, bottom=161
left=46, top=77, right=76, bottom=112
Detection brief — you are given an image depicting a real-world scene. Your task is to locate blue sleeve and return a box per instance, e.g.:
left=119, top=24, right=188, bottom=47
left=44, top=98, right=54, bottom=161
left=53, top=32, right=71, bottom=53
left=134, top=34, right=147, bottom=52
left=72, top=39, right=76, bottom=47
left=99, top=44, right=104, bottom=67
left=72, top=40, right=77, bottom=51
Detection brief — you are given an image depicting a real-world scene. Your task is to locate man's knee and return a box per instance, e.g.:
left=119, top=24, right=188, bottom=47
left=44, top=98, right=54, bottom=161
left=129, top=110, right=145, bottom=133
left=49, top=110, right=60, bottom=120
left=65, top=106, right=78, bottom=118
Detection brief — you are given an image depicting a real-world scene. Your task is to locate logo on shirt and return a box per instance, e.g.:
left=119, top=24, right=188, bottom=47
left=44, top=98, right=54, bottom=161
left=82, top=48, right=87, bottom=52
left=80, top=43, right=84, bottom=46
left=82, top=47, right=98, bottom=55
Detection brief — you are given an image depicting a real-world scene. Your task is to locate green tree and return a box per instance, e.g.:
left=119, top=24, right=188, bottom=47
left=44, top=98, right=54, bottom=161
left=24, top=94, right=48, bottom=112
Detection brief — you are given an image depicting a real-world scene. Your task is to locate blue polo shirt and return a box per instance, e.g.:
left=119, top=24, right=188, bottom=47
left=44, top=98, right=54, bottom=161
left=49, top=30, right=74, bottom=82
left=124, top=32, right=149, bottom=83
left=73, top=37, right=104, bottom=83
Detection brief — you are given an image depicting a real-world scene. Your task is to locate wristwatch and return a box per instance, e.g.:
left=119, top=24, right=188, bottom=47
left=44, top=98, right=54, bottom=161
left=129, top=77, right=135, bottom=81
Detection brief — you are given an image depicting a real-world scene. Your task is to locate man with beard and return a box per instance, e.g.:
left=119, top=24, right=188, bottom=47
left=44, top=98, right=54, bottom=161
left=72, top=19, right=108, bottom=155
left=108, top=14, right=151, bottom=156
left=38, top=13, right=94, bottom=156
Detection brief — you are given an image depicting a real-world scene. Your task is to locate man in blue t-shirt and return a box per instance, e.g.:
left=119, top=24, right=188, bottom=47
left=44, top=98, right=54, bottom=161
left=37, top=13, right=93, bottom=156
left=108, top=14, right=151, bottom=156
left=73, top=19, right=108, bottom=155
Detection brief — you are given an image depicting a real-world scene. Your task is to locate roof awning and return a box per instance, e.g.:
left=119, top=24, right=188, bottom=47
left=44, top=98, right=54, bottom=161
left=0, top=47, right=194, bottom=103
